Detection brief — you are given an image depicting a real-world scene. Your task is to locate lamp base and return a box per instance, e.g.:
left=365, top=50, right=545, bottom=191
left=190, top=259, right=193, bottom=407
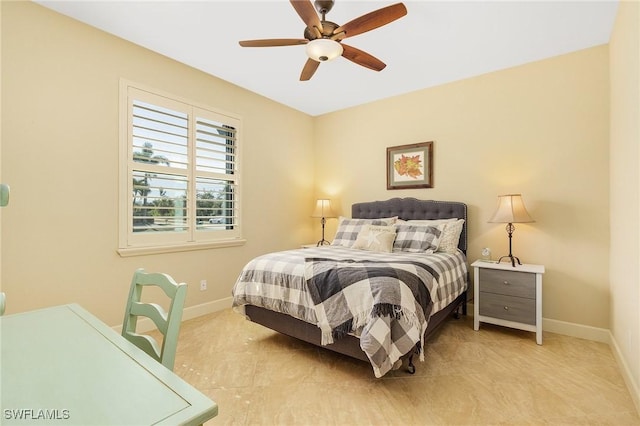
left=497, top=254, right=522, bottom=268
left=316, top=216, right=331, bottom=247
left=497, top=222, right=523, bottom=267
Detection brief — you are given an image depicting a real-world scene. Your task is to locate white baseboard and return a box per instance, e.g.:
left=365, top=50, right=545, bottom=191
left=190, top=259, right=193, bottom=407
left=181, top=296, right=233, bottom=322
left=542, top=317, right=610, bottom=343
left=467, top=303, right=610, bottom=343
left=112, top=296, right=233, bottom=333
left=609, top=331, right=640, bottom=415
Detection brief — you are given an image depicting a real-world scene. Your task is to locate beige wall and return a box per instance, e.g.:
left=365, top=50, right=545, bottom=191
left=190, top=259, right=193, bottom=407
left=1, top=2, right=315, bottom=325
left=314, top=46, right=610, bottom=329
left=610, top=0, right=640, bottom=407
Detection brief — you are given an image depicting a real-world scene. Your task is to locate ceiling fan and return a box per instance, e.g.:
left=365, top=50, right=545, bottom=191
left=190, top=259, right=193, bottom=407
left=239, top=0, right=407, bottom=81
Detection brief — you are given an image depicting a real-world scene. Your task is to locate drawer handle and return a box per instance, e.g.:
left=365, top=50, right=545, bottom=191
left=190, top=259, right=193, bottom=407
left=503, top=306, right=509, bottom=311
left=503, top=281, right=510, bottom=285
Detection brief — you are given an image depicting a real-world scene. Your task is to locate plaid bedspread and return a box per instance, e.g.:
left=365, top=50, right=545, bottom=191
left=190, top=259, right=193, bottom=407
left=305, top=257, right=435, bottom=377
left=232, top=246, right=468, bottom=377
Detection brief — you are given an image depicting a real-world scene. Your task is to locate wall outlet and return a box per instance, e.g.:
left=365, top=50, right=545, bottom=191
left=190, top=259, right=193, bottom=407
left=200, top=280, right=207, bottom=291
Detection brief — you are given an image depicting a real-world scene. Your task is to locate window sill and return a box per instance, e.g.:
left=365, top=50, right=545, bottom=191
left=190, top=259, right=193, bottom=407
left=117, top=239, right=246, bottom=257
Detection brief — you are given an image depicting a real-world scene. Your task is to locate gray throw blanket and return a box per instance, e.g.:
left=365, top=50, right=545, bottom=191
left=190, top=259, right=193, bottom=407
left=304, top=257, right=435, bottom=377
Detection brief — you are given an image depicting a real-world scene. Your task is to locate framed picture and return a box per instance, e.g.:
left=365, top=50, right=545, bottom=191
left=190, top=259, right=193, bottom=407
left=386, top=141, right=433, bottom=190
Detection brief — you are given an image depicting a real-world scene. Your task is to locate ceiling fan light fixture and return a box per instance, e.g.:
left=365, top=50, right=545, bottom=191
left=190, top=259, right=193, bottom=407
left=305, top=38, right=343, bottom=62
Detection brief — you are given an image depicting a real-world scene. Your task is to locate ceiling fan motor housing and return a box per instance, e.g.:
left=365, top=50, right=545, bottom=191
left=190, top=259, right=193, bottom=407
left=304, top=20, right=339, bottom=41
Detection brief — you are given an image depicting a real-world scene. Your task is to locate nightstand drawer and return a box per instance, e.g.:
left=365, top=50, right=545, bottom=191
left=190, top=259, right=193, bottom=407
left=479, top=268, right=535, bottom=299
left=479, top=292, right=536, bottom=325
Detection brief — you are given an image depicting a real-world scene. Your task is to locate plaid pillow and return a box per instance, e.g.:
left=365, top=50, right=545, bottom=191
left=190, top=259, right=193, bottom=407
left=393, top=223, right=445, bottom=253
left=331, top=217, right=397, bottom=248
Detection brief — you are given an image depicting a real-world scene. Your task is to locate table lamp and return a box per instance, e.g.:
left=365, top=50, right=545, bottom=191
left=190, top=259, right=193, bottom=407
left=312, top=199, right=336, bottom=246
left=489, top=194, right=534, bottom=267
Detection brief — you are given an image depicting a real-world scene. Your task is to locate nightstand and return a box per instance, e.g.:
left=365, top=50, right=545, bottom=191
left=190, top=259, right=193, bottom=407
left=471, top=260, right=545, bottom=344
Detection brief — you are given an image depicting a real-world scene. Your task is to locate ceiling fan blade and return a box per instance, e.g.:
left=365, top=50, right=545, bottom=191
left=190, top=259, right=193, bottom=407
left=341, top=44, right=386, bottom=71
left=300, top=58, right=320, bottom=81
left=333, top=3, right=407, bottom=39
left=290, top=0, right=323, bottom=34
left=239, top=39, right=308, bottom=47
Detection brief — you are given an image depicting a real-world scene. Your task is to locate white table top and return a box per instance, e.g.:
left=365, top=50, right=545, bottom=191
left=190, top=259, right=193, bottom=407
left=471, top=259, right=545, bottom=274
left=0, top=304, right=217, bottom=425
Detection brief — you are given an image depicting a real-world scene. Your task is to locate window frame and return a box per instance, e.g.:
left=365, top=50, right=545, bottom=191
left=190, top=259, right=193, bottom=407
left=118, top=80, right=244, bottom=257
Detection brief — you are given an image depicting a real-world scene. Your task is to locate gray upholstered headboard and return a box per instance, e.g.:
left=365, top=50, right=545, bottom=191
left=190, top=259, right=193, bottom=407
left=352, top=197, right=467, bottom=253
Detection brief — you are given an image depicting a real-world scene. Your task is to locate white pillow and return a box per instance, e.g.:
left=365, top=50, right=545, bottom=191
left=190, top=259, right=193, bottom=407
left=436, top=219, right=465, bottom=253
left=352, top=224, right=397, bottom=253
left=406, top=218, right=465, bottom=253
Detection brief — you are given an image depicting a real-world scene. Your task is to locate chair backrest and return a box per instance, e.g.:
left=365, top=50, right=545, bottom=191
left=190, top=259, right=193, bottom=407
left=121, top=269, right=188, bottom=371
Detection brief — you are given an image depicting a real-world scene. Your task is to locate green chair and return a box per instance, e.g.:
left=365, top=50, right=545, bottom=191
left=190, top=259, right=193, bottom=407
left=121, top=269, right=188, bottom=371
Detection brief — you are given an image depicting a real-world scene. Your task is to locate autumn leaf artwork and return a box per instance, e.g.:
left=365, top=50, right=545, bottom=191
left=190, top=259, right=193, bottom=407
left=387, top=142, right=433, bottom=189
left=393, top=154, right=423, bottom=180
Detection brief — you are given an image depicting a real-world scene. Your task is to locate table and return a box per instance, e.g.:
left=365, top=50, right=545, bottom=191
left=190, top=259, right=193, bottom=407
left=1, top=304, right=218, bottom=425
left=472, top=260, right=545, bottom=344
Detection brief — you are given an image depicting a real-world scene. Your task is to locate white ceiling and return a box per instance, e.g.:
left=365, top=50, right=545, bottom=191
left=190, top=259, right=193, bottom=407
left=37, top=1, right=618, bottom=116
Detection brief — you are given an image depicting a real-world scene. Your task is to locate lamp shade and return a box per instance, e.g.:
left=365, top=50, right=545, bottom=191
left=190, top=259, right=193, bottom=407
left=305, top=39, right=343, bottom=62
left=488, top=194, right=534, bottom=224
left=312, top=199, right=337, bottom=218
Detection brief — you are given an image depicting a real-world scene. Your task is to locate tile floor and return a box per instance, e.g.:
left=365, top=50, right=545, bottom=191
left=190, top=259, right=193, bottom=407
left=171, top=309, right=639, bottom=425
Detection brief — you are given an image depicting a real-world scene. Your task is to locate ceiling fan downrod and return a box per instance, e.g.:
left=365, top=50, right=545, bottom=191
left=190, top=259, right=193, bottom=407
left=314, top=0, right=335, bottom=19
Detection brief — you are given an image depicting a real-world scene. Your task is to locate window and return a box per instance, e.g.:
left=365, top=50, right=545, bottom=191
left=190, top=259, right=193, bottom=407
left=119, top=82, right=243, bottom=256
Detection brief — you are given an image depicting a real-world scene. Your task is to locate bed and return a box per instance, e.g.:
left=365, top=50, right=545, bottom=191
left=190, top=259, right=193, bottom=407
left=232, top=198, right=468, bottom=377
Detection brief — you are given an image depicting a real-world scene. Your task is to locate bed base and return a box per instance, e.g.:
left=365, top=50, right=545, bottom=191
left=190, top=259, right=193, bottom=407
left=242, top=198, right=469, bottom=375
left=244, top=290, right=467, bottom=373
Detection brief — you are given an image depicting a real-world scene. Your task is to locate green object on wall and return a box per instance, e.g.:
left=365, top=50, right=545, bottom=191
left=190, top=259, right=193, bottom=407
left=0, top=183, right=9, bottom=207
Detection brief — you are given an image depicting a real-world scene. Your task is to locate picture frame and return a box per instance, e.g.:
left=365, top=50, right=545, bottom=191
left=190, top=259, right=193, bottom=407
left=386, top=141, right=433, bottom=190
